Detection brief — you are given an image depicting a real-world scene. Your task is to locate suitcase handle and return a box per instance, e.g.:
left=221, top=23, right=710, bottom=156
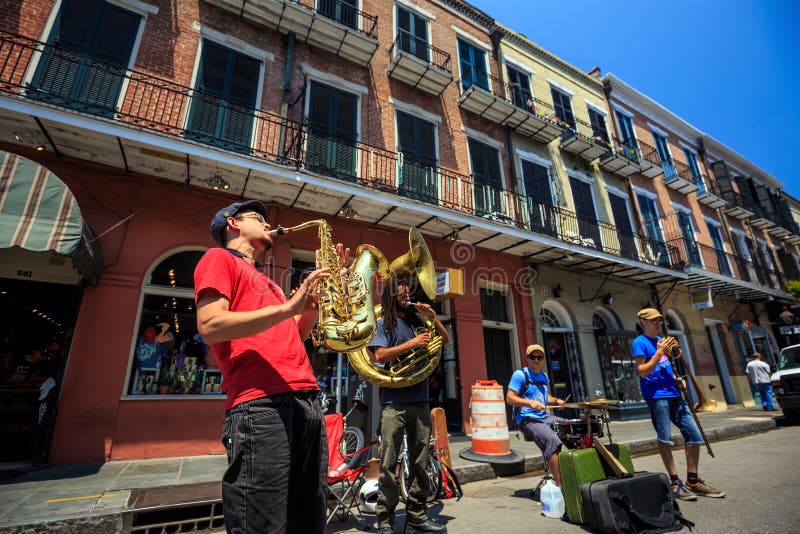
left=609, top=491, right=680, bottom=530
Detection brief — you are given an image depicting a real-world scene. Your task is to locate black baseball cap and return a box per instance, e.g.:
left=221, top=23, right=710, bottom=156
left=209, top=200, right=267, bottom=246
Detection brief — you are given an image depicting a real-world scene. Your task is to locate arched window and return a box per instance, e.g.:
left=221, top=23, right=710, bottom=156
left=593, top=312, right=608, bottom=331
left=125, top=249, right=220, bottom=397
left=539, top=307, right=561, bottom=329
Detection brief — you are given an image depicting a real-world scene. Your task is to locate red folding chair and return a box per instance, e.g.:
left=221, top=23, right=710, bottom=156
left=324, top=413, right=376, bottom=531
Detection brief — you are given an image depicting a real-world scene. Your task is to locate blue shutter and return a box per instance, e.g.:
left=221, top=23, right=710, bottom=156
left=31, top=0, right=139, bottom=116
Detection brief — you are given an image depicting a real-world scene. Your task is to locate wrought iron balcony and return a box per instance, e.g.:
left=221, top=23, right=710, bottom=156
left=739, top=179, right=776, bottom=230
left=666, top=236, right=786, bottom=298
left=598, top=137, right=647, bottom=177
left=694, top=173, right=727, bottom=209
left=0, top=32, right=304, bottom=164
left=663, top=158, right=699, bottom=195
left=387, top=33, right=452, bottom=96
left=558, top=117, right=610, bottom=162
left=0, top=31, right=683, bottom=274
left=205, top=0, right=379, bottom=66
left=457, top=69, right=565, bottom=143
left=709, top=162, right=753, bottom=220
left=632, top=139, right=662, bottom=179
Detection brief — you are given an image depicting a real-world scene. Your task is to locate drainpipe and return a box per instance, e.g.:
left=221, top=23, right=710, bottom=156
left=604, top=80, right=646, bottom=234
left=278, top=32, right=296, bottom=161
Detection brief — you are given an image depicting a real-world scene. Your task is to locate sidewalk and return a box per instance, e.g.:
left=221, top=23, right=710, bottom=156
left=0, top=405, right=781, bottom=533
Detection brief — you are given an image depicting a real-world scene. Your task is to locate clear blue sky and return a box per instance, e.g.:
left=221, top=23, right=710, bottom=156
left=468, top=0, right=800, bottom=198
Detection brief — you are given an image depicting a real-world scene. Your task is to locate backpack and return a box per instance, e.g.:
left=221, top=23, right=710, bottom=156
left=511, top=368, right=549, bottom=430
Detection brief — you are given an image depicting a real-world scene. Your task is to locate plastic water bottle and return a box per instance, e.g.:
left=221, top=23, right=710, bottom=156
left=540, top=479, right=565, bottom=518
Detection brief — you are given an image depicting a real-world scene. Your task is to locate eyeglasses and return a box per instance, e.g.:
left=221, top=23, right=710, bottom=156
left=528, top=354, right=544, bottom=361
left=237, top=212, right=267, bottom=225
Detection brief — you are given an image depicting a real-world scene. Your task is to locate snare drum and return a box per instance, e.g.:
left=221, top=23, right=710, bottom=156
left=552, top=416, right=604, bottom=449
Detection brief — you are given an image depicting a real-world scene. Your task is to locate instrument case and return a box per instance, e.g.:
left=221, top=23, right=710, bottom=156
left=579, top=471, right=693, bottom=533
left=558, top=444, right=634, bottom=525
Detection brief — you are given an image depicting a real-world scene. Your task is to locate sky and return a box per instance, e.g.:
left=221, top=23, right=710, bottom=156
left=468, top=0, right=800, bottom=198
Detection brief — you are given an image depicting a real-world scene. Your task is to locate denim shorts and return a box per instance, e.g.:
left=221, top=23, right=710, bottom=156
left=645, top=397, right=704, bottom=445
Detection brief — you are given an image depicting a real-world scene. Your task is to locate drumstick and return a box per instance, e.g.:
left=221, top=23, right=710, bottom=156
left=563, top=394, right=571, bottom=403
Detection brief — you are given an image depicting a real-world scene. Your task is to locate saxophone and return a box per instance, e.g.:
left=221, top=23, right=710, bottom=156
left=271, top=219, right=389, bottom=352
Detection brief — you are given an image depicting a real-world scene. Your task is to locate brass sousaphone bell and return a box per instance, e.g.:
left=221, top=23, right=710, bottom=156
left=390, top=227, right=437, bottom=300
left=346, top=227, right=444, bottom=388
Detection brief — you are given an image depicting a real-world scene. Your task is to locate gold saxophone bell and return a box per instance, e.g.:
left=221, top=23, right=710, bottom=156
left=346, top=227, right=443, bottom=388
left=273, top=219, right=390, bottom=353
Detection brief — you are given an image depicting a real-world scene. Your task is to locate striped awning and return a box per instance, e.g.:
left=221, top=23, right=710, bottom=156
left=0, top=150, right=102, bottom=284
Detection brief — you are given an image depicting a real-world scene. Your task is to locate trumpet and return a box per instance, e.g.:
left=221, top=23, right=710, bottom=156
left=666, top=339, right=715, bottom=458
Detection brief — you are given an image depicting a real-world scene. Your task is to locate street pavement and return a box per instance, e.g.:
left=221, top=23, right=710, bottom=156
left=330, top=422, right=800, bottom=533
left=0, top=405, right=790, bottom=533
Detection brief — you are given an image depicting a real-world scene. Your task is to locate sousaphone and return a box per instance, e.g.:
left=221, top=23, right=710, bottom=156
left=346, top=227, right=443, bottom=388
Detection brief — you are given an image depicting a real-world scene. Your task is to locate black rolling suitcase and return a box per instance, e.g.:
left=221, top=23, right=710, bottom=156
left=580, top=472, right=694, bottom=533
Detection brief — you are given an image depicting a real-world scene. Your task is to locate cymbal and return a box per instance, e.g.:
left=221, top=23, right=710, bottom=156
left=577, top=401, right=620, bottom=410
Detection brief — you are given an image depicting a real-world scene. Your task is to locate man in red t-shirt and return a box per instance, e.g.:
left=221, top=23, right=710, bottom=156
left=195, top=199, right=347, bottom=534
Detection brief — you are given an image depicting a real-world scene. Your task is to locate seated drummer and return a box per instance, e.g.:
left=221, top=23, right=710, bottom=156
left=506, top=344, right=568, bottom=486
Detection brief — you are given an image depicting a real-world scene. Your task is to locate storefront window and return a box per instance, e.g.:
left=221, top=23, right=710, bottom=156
left=126, top=249, right=220, bottom=397
left=593, top=312, right=643, bottom=403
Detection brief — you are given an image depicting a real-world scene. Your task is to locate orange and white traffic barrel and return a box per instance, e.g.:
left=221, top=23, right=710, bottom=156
left=459, top=380, right=523, bottom=464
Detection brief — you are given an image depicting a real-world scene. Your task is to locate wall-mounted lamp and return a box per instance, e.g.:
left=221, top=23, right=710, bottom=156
left=338, top=205, right=359, bottom=219
left=34, top=144, right=46, bottom=152
left=602, top=292, right=614, bottom=306
left=206, top=174, right=230, bottom=190
left=553, top=284, right=564, bottom=298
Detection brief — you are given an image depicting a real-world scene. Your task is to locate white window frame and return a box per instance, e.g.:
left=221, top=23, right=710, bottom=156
left=393, top=2, right=433, bottom=58
left=452, top=28, right=493, bottom=88
left=478, top=282, right=520, bottom=367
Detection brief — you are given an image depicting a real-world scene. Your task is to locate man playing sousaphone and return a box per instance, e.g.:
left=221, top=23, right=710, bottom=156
left=369, top=276, right=450, bottom=534
left=633, top=308, right=724, bottom=501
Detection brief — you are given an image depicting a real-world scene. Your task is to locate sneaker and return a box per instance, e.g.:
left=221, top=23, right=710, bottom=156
left=687, top=479, right=725, bottom=498
left=672, top=480, right=698, bottom=501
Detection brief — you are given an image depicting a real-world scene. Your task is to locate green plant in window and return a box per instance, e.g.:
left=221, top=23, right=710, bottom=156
left=787, top=279, right=800, bottom=298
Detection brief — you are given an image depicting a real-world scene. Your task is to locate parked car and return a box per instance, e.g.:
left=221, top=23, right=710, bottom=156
left=771, top=344, right=800, bottom=418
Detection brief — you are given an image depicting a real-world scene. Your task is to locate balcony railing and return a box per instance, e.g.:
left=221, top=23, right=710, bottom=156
left=456, top=68, right=566, bottom=143
left=666, top=237, right=785, bottom=291
left=205, top=0, right=378, bottom=65
left=390, top=33, right=451, bottom=73
left=0, top=32, right=304, bottom=165
left=694, top=173, right=728, bottom=209
left=663, top=158, right=699, bottom=195
left=387, top=33, right=452, bottom=96
left=559, top=116, right=610, bottom=162
left=0, top=31, right=683, bottom=272
left=315, top=0, right=378, bottom=37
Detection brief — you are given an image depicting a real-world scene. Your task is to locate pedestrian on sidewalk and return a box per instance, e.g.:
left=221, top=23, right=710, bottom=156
left=746, top=352, right=775, bottom=411
left=633, top=308, right=725, bottom=501
left=195, top=200, right=348, bottom=534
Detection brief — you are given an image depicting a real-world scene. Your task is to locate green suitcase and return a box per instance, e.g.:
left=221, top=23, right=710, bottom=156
left=558, top=444, right=634, bottom=525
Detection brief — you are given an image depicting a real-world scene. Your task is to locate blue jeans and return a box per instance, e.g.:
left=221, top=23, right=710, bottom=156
left=645, top=397, right=704, bottom=446
left=221, top=391, right=327, bottom=534
left=758, top=383, right=775, bottom=410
